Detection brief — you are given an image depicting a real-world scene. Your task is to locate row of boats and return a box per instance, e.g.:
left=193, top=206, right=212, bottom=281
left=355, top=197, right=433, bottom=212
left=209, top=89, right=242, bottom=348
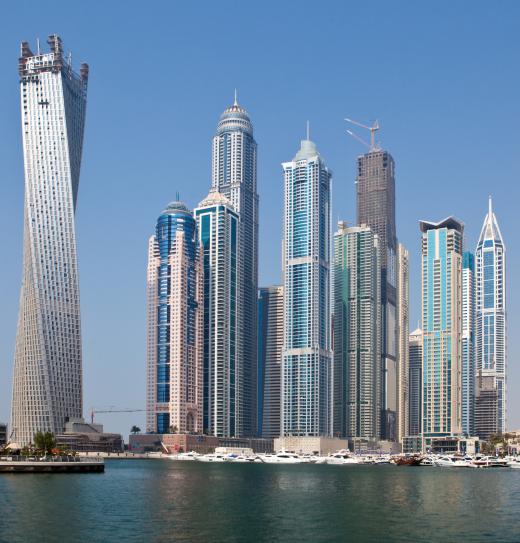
left=163, top=450, right=520, bottom=468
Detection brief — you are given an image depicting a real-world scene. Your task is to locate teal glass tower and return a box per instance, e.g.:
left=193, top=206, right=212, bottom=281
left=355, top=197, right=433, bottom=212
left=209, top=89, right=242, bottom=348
left=333, top=222, right=381, bottom=440
left=282, top=138, right=332, bottom=437
left=420, top=217, right=463, bottom=443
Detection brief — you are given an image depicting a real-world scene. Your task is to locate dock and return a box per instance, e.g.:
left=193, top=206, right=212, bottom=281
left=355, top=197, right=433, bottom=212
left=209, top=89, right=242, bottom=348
left=0, top=456, right=104, bottom=473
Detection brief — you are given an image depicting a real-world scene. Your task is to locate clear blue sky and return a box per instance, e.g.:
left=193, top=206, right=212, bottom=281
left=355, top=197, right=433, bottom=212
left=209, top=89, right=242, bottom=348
left=1, top=0, right=519, bottom=435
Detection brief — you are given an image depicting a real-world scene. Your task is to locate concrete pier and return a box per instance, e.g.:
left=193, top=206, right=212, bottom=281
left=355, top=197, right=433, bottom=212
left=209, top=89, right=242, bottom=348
left=0, top=456, right=104, bottom=473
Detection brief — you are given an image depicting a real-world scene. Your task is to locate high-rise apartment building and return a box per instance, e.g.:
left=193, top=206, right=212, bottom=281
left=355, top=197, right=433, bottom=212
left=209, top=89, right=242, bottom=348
left=282, top=138, right=332, bottom=437
left=146, top=201, right=203, bottom=435
left=475, top=198, right=506, bottom=440
left=461, top=252, right=475, bottom=436
left=408, top=328, right=423, bottom=437
left=396, top=243, right=409, bottom=443
left=212, top=95, right=258, bottom=436
left=356, top=148, right=397, bottom=440
left=257, top=286, right=284, bottom=439
left=420, top=217, right=463, bottom=443
left=195, top=189, right=241, bottom=437
left=333, top=222, right=381, bottom=440
left=11, top=36, right=88, bottom=446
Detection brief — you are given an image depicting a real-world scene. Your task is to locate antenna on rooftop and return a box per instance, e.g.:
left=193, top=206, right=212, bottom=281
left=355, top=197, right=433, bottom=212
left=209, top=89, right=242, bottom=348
left=345, top=118, right=380, bottom=151
left=36, top=38, right=40, bottom=55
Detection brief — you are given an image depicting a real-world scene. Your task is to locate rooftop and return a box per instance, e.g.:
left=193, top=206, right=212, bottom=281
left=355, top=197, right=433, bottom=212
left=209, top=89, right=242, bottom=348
left=419, top=216, right=464, bottom=233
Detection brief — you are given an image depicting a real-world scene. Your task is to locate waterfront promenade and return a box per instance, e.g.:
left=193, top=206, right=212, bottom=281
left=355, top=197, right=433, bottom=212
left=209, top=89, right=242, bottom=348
left=0, top=459, right=519, bottom=542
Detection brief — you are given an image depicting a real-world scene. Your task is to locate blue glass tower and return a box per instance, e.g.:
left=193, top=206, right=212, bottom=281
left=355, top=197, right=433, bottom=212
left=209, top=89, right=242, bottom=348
left=146, top=201, right=203, bottom=435
left=282, top=138, right=332, bottom=437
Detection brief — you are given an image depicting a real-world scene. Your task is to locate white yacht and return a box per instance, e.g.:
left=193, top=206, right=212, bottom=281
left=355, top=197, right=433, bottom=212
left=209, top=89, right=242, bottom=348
left=434, top=455, right=472, bottom=468
left=174, top=451, right=201, bottom=461
left=260, top=452, right=303, bottom=464
left=323, top=451, right=361, bottom=465
left=197, top=453, right=227, bottom=463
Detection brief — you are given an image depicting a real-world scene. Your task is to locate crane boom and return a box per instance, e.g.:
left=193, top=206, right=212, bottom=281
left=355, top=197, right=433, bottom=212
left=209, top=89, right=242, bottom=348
left=345, top=117, right=380, bottom=151
left=90, top=407, right=145, bottom=423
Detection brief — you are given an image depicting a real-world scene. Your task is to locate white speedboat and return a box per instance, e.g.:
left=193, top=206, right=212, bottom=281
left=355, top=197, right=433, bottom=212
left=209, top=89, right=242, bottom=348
left=260, top=452, right=303, bottom=464
left=508, top=458, right=520, bottom=469
left=434, top=455, right=471, bottom=468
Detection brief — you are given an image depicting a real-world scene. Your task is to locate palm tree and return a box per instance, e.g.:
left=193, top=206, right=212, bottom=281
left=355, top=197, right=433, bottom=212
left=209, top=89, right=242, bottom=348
left=130, top=425, right=141, bottom=435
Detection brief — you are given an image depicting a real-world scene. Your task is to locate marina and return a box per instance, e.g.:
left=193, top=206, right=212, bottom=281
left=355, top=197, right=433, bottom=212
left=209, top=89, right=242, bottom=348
left=1, top=459, right=519, bottom=542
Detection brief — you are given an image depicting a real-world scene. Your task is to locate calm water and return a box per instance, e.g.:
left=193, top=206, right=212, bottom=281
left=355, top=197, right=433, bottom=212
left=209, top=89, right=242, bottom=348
left=1, top=459, right=520, bottom=542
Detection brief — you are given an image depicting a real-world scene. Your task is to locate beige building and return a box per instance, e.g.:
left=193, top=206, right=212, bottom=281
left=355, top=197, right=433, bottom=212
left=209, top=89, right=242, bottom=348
left=396, top=243, right=410, bottom=443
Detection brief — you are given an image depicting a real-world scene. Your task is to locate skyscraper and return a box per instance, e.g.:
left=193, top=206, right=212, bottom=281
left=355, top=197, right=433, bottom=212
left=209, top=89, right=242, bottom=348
left=420, top=217, right=463, bottom=444
left=408, top=328, right=423, bottom=437
left=475, top=198, right=506, bottom=440
left=333, top=222, right=381, bottom=440
left=11, top=36, right=88, bottom=446
left=356, top=147, right=397, bottom=440
left=212, top=94, right=258, bottom=436
left=195, top=189, right=241, bottom=437
left=257, top=286, right=284, bottom=439
left=146, top=201, right=203, bottom=435
left=461, top=251, right=475, bottom=436
left=396, top=243, right=409, bottom=443
left=282, top=138, right=332, bottom=438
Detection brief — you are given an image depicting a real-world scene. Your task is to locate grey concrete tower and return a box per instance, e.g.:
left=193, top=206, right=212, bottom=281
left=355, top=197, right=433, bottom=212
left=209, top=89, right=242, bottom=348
left=356, top=147, right=398, bottom=440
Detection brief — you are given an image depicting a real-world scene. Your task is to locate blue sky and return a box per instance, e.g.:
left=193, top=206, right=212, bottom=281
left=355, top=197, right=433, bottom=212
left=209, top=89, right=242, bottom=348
left=0, top=0, right=519, bottom=435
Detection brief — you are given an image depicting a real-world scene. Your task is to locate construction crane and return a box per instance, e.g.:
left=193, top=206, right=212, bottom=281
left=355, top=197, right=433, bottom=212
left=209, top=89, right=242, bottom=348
left=345, top=117, right=380, bottom=151
left=90, top=407, right=145, bottom=424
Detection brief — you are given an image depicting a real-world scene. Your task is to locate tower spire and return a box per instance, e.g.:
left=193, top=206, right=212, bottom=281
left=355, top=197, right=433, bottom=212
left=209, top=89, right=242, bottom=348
left=306, top=120, right=310, bottom=140
left=234, top=88, right=238, bottom=106
left=488, top=195, right=493, bottom=217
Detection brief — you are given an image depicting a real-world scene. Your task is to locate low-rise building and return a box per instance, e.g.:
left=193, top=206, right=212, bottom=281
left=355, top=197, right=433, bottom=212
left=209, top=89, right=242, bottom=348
left=55, top=418, right=123, bottom=453
left=274, top=437, right=347, bottom=456
left=429, top=436, right=480, bottom=455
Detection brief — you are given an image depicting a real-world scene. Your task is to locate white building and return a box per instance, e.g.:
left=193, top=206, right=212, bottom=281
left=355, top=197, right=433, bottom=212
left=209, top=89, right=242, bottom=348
left=11, top=36, right=88, bottom=446
left=195, top=189, right=241, bottom=437
left=475, top=198, right=507, bottom=439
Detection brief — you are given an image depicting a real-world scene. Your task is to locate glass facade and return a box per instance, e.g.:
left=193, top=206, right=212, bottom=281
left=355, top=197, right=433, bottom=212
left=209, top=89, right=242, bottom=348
left=475, top=199, right=506, bottom=439
left=195, top=191, right=240, bottom=438
left=212, top=97, right=258, bottom=437
left=282, top=140, right=332, bottom=437
left=333, top=224, right=381, bottom=440
left=146, top=202, right=203, bottom=435
left=420, top=218, right=464, bottom=441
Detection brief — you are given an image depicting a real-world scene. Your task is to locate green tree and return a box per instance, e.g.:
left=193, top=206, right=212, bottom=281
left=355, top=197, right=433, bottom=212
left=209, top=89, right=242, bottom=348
left=130, top=425, right=141, bottom=435
left=33, top=431, right=56, bottom=454
left=168, top=425, right=178, bottom=434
